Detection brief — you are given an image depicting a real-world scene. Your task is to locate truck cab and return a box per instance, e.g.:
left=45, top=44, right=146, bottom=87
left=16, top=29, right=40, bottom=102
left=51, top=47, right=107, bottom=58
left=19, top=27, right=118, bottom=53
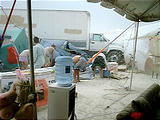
left=90, top=33, right=110, bottom=51
left=89, top=33, right=124, bottom=64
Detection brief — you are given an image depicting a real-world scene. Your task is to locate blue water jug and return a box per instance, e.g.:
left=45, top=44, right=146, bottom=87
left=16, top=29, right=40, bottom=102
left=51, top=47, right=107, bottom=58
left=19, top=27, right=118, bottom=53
left=55, top=56, right=73, bottom=86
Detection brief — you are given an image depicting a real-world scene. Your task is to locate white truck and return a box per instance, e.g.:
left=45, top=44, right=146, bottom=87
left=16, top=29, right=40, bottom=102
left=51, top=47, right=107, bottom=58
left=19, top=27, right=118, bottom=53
left=0, top=9, right=124, bottom=63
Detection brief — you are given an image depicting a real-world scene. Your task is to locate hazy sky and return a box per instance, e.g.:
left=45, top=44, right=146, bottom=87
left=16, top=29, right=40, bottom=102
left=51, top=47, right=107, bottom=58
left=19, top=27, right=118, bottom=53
left=1, top=0, right=132, bottom=32
left=1, top=0, right=159, bottom=39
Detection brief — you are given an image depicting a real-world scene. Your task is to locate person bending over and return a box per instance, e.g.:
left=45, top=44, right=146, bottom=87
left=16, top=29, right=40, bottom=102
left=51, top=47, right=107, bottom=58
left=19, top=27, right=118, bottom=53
left=72, top=55, right=86, bottom=83
left=44, top=44, right=56, bottom=67
left=91, top=53, right=108, bottom=77
left=19, top=49, right=29, bottom=70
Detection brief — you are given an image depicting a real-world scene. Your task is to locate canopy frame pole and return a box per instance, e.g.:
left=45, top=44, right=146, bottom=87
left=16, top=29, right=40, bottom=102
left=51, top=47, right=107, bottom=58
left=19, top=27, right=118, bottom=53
left=27, top=0, right=37, bottom=119
left=86, top=23, right=135, bottom=64
left=140, top=0, right=160, bottom=17
left=130, top=21, right=139, bottom=91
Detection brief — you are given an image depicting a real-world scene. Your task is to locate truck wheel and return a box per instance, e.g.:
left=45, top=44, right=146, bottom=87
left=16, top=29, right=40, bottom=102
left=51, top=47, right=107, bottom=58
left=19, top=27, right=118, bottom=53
left=106, top=50, right=124, bottom=64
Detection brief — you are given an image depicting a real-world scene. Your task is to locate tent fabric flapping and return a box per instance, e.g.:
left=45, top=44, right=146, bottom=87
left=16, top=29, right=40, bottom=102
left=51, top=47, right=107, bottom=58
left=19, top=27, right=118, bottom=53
left=87, top=0, right=160, bottom=22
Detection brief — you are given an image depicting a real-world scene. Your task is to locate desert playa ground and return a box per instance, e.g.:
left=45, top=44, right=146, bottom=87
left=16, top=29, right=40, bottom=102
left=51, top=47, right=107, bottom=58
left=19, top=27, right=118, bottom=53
left=37, top=70, right=160, bottom=120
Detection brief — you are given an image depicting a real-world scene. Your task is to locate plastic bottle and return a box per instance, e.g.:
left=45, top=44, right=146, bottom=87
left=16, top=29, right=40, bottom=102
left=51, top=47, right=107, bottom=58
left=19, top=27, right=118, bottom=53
left=55, top=56, right=73, bottom=86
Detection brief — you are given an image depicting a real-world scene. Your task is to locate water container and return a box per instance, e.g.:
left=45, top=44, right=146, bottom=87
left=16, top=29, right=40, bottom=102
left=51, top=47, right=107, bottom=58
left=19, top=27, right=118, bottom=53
left=55, top=56, right=73, bottom=87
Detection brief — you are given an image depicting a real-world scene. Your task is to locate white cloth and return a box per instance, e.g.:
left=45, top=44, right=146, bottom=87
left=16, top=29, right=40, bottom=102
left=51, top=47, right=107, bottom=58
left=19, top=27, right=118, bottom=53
left=19, top=49, right=30, bottom=63
left=19, top=49, right=29, bottom=58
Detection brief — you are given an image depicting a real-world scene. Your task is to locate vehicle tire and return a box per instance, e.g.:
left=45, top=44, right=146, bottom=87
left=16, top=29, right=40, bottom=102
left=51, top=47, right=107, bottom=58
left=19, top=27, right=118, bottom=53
left=106, top=50, right=124, bottom=64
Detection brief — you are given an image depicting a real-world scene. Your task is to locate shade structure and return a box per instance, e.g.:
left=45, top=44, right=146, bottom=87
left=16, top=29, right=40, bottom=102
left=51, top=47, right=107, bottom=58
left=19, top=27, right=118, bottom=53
left=87, top=0, right=160, bottom=90
left=88, top=0, right=160, bottom=22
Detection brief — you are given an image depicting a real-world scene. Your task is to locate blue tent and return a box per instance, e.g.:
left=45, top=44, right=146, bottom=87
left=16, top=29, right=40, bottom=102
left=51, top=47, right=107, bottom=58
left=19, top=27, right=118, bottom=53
left=40, top=39, right=90, bottom=66
left=40, top=39, right=88, bottom=57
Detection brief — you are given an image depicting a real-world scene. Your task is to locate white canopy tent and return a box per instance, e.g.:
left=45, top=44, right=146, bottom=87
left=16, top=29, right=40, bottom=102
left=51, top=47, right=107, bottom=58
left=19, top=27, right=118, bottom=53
left=88, top=0, right=160, bottom=90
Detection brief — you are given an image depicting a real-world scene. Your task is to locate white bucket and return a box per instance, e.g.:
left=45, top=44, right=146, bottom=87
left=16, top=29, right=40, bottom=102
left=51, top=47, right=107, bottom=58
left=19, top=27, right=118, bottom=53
left=107, top=62, right=118, bottom=72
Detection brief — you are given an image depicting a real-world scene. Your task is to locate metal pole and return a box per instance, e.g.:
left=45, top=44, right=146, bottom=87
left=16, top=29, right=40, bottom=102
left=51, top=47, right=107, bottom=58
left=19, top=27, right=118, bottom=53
left=86, top=23, right=135, bottom=64
left=130, top=22, right=139, bottom=91
left=27, top=0, right=37, bottom=119
left=0, top=0, right=16, bottom=48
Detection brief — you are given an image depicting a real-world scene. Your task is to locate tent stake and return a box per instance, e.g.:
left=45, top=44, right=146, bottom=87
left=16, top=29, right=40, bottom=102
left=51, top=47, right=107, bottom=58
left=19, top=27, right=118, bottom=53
left=130, top=22, right=139, bottom=91
left=27, top=0, right=37, bottom=119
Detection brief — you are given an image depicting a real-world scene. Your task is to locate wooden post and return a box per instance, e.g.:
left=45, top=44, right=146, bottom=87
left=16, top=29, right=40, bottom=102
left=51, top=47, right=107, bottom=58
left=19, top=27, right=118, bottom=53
left=27, top=0, right=37, bottom=119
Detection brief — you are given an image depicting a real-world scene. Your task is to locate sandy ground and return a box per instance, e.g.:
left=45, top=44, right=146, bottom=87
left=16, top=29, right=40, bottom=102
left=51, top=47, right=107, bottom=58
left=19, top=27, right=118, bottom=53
left=37, top=71, right=160, bottom=120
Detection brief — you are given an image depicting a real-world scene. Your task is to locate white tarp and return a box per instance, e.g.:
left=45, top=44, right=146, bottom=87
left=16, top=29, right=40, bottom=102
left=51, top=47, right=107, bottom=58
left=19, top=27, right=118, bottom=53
left=123, top=23, right=160, bottom=72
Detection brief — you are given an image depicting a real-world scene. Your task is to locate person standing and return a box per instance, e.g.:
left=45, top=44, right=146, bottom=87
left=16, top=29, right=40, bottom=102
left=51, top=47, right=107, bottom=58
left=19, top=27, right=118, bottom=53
left=72, top=55, right=86, bottom=83
left=63, top=40, right=70, bottom=50
left=33, top=37, right=45, bottom=68
left=19, top=49, right=30, bottom=70
left=44, top=44, right=56, bottom=67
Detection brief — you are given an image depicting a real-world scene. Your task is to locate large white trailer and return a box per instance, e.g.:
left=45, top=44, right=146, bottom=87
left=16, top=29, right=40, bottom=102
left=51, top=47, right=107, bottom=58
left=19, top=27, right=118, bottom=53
left=0, top=9, right=124, bottom=63
left=1, top=9, right=90, bottom=49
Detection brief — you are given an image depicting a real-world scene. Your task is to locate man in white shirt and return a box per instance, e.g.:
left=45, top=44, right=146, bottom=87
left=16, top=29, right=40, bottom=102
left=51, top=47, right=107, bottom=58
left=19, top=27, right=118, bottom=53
left=33, top=37, right=45, bottom=68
